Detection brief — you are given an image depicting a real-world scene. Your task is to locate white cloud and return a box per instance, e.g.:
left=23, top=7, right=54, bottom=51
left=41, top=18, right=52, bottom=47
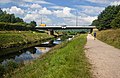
left=23, top=13, right=53, bottom=25
left=35, top=0, right=54, bottom=5
left=53, top=7, right=75, bottom=18
left=86, top=0, right=120, bottom=5
left=80, top=16, right=97, bottom=24
left=22, top=0, right=54, bottom=5
left=2, top=6, right=24, bottom=15
left=40, top=16, right=53, bottom=25
left=86, top=0, right=109, bottom=4
left=49, top=6, right=65, bottom=10
left=23, top=0, right=34, bottom=2
left=62, top=15, right=97, bottom=25
left=23, top=13, right=40, bottom=22
left=110, top=1, right=120, bottom=5
left=1, top=0, right=102, bottom=25
left=76, top=5, right=104, bottom=16
left=30, top=4, right=42, bottom=9
left=20, top=3, right=42, bottom=9
left=39, top=7, right=52, bottom=15
left=0, top=0, right=12, bottom=3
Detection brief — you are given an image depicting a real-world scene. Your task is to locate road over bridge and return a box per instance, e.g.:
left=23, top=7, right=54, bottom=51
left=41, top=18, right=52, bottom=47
left=35, top=25, right=95, bottom=30
left=35, top=25, right=96, bottom=35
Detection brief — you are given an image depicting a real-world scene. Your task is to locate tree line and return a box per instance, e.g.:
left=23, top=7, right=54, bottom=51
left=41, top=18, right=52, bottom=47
left=0, top=8, right=37, bottom=30
left=92, top=5, right=120, bottom=30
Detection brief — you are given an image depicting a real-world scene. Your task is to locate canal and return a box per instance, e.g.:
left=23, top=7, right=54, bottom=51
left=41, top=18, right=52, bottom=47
left=0, top=37, right=73, bottom=65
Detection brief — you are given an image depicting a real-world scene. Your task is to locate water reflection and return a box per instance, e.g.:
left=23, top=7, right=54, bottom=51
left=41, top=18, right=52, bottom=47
left=53, top=38, right=62, bottom=44
left=1, top=38, right=62, bottom=65
left=1, top=47, right=51, bottom=65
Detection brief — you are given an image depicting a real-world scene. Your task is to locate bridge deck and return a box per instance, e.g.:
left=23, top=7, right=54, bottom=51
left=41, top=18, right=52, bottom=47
left=35, top=26, right=96, bottom=30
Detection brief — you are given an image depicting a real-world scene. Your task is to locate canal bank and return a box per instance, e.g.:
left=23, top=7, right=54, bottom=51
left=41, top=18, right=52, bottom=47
left=4, top=34, right=91, bottom=78
left=0, top=31, right=53, bottom=56
left=0, top=31, right=72, bottom=63
left=0, top=33, right=74, bottom=78
left=0, top=38, right=62, bottom=63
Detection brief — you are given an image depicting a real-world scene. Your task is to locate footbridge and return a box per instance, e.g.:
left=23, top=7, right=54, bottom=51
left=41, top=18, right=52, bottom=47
left=35, top=25, right=96, bottom=35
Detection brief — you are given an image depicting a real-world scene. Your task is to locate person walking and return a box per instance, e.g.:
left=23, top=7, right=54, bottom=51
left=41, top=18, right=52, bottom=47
left=93, top=31, right=96, bottom=40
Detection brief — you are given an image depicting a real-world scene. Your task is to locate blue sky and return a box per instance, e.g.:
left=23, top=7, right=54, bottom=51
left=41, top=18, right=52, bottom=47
left=0, top=0, right=120, bottom=25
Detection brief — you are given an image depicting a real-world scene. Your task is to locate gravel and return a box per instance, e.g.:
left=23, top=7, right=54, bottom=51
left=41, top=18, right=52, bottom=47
left=85, top=34, right=120, bottom=78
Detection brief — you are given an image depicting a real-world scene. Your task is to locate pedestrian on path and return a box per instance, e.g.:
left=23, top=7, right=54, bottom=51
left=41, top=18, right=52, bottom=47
left=93, top=31, right=96, bottom=40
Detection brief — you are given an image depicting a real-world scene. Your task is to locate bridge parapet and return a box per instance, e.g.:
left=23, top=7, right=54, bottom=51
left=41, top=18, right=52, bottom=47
left=35, top=25, right=96, bottom=34
left=35, top=26, right=96, bottom=29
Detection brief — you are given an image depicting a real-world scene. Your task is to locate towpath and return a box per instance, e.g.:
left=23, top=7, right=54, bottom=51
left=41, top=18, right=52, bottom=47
left=85, top=34, right=120, bottom=78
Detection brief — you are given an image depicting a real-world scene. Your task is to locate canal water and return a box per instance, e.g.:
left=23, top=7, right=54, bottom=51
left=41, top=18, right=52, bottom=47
left=0, top=38, right=63, bottom=65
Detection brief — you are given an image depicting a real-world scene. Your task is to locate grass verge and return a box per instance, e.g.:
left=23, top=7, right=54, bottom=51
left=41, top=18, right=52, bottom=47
left=5, top=34, right=91, bottom=78
left=97, top=29, right=120, bottom=49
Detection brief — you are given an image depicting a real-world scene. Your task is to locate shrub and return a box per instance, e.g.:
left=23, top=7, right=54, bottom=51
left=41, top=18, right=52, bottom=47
left=0, top=64, right=5, bottom=77
left=0, top=22, right=32, bottom=31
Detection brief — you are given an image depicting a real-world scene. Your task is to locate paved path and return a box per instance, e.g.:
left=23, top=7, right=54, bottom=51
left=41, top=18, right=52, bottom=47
left=85, top=34, right=120, bottom=78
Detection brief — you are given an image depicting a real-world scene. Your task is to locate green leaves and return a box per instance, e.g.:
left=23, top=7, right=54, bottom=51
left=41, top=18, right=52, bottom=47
left=0, top=9, right=37, bottom=31
left=110, top=11, right=120, bottom=28
left=92, top=5, right=120, bottom=30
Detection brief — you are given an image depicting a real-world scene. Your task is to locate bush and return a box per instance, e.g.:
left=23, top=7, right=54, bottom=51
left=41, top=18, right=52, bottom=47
left=0, top=22, right=32, bottom=31
left=0, top=64, right=5, bottom=77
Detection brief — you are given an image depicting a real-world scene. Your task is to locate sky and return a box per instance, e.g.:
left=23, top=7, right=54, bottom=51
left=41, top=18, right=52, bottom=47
left=0, top=0, right=120, bottom=26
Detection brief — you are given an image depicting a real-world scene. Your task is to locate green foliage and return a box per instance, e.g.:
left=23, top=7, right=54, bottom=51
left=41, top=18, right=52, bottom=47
left=67, top=31, right=77, bottom=35
left=92, top=5, right=120, bottom=30
left=110, top=11, right=120, bottom=28
left=6, top=35, right=91, bottom=78
left=0, top=9, right=37, bottom=30
left=0, top=64, right=5, bottom=77
left=30, top=21, right=37, bottom=28
left=0, top=9, right=24, bottom=23
left=0, top=22, right=32, bottom=31
left=0, top=8, right=4, bottom=15
left=97, top=29, right=120, bottom=49
left=14, top=17, right=24, bottom=23
left=60, top=34, right=69, bottom=41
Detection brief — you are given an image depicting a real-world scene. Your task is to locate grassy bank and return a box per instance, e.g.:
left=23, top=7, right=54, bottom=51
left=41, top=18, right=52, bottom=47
left=97, top=29, right=120, bottom=49
left=0, top=31, right=53, bottom=49
left=0, top=31, right=53, bottom=55
left=6, top=34, right=91, bottom=78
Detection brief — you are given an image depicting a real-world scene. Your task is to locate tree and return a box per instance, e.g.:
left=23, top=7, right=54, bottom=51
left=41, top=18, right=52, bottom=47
left=0, top=9, right=38, bottom=31
left=30, top=21, right=37, bottom=28
left=0, top=9, right=25, bottom=23
left=110, top=11, right=120, bottom=28
left=92, top=5, right=120, bottom=30
left=15, top=17, right=24, bottom=23
left=0, top=8, right=4, bottom=15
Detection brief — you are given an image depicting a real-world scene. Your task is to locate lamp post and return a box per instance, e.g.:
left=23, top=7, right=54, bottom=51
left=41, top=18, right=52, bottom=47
left=76, top=10, right=78, bottom=26
left=41, top=14, right=42, bottom=24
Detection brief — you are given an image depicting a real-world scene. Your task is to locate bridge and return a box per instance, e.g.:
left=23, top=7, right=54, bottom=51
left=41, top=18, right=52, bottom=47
left=35, top=25, right=96, bottom=35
